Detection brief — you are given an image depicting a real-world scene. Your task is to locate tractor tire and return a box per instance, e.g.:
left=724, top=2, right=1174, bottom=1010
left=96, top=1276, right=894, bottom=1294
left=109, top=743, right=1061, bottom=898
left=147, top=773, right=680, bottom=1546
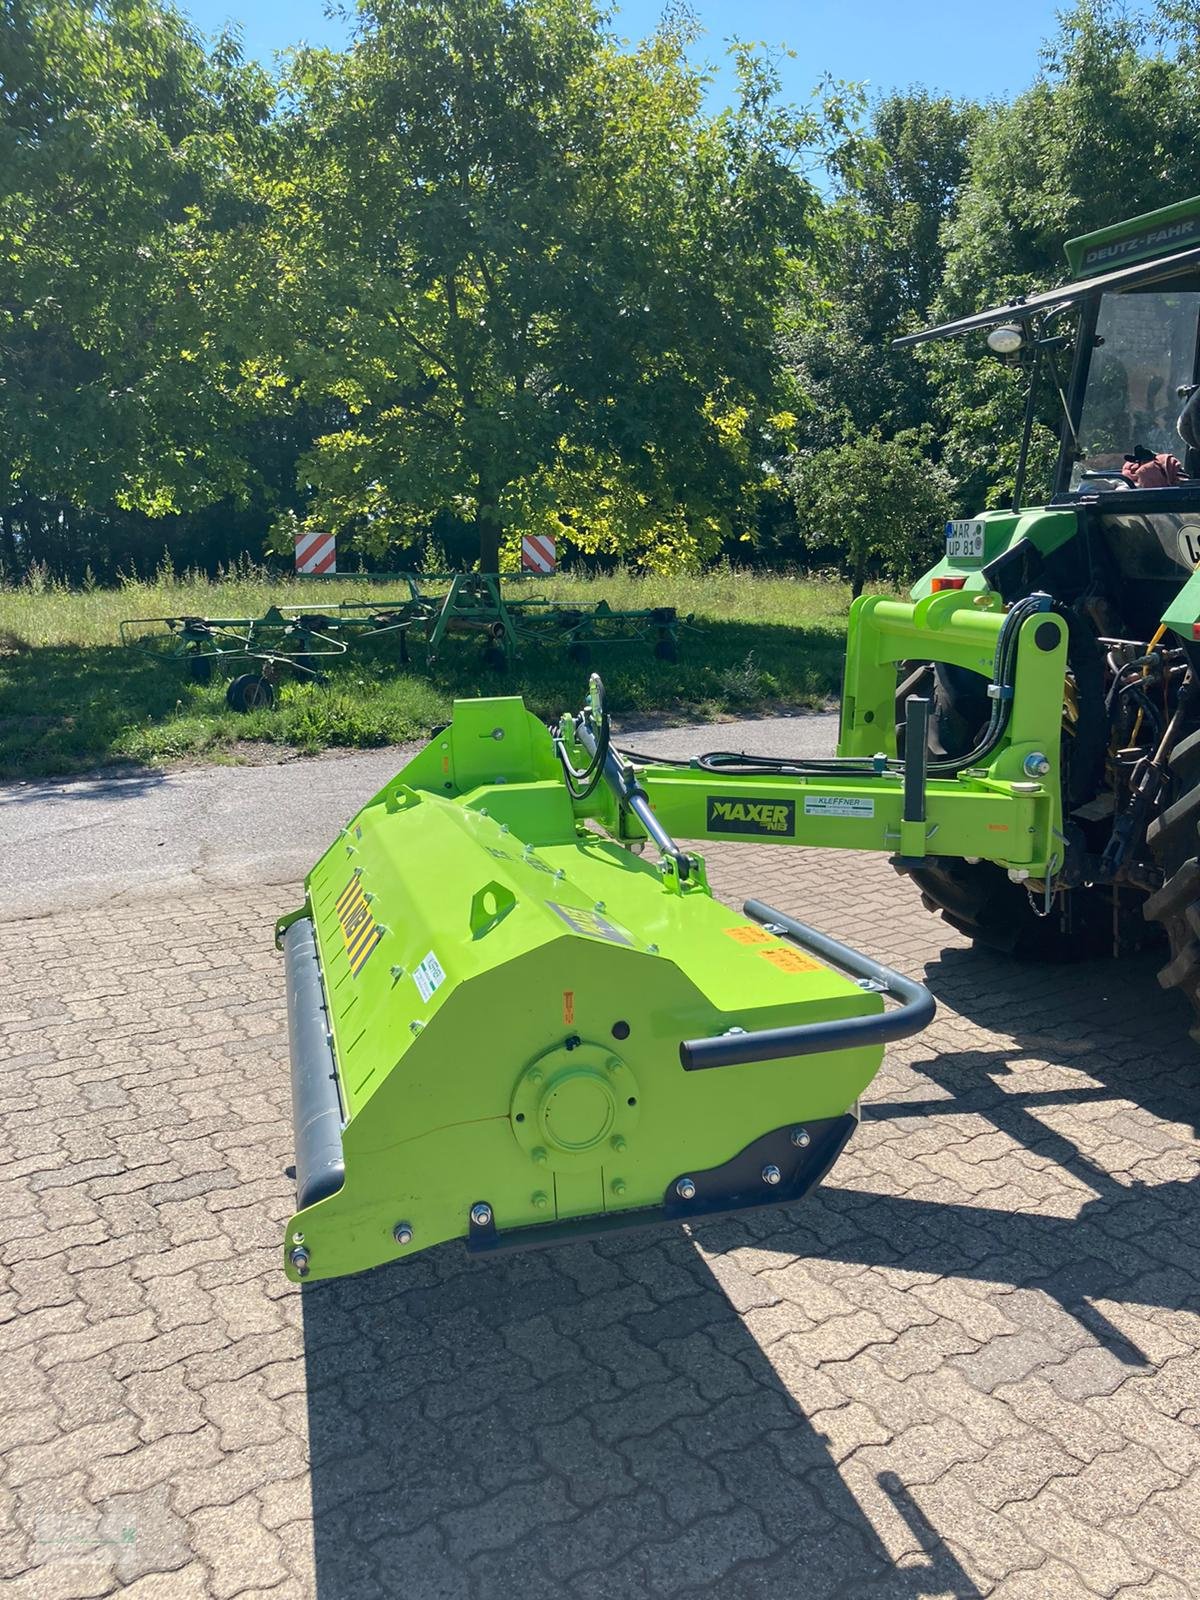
left=225, top=674, right=275, bottom=714
left=903, top=858, right=1120, bottom=961
left=1144, top=727, right=1200, bottom=1035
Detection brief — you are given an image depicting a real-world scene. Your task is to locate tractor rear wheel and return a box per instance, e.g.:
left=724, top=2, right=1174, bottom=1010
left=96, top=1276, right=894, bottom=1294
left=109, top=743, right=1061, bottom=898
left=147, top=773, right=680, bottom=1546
left=903, top=858, right=1123, bottom=960
left=1144, top=727, right=1200, bottom=1035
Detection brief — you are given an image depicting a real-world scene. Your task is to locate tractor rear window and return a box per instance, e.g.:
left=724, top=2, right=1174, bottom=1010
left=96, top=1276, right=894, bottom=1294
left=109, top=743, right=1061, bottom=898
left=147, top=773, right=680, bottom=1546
left=1072, top=287, right=1200, bottom=487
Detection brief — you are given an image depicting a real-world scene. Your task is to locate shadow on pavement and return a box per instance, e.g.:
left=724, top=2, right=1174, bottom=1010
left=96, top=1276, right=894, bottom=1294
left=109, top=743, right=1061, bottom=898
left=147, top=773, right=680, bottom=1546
left=300, top=899, right=1199, bottom=1598
left=916, top=941, right=1199, bottom=1135
left=301, top=1233, right=985, bottom=1600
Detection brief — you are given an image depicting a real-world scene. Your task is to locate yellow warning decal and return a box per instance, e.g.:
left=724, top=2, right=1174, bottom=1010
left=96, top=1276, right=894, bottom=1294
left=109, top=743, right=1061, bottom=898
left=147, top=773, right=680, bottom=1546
left=336, top=872, right=383, bottom=977
left=760, top=946, right=822, bottom=975
left=724, top=925, right=774, bottom=946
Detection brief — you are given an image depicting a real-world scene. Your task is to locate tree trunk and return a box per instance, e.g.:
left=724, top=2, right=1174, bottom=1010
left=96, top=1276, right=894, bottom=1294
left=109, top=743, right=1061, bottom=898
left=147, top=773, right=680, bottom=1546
left=474, top=473, right=502, bottom=572
left=476, top=506, right=502, bottom=572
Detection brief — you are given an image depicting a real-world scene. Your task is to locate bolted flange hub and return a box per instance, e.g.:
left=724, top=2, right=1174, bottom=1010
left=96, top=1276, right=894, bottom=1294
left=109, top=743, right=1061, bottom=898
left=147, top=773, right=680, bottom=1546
left=510, top=1041, right=640, bottom=1170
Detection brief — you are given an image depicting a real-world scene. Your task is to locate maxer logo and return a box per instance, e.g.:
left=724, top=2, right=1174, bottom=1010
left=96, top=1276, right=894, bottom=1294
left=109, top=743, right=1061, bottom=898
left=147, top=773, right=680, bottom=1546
left=706, top=796, right=795, bottom=837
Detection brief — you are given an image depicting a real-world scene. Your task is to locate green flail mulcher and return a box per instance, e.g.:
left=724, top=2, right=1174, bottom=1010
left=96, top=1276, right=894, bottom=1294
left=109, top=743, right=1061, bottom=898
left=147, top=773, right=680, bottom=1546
left=279, top=194, right=1200, bottom=1282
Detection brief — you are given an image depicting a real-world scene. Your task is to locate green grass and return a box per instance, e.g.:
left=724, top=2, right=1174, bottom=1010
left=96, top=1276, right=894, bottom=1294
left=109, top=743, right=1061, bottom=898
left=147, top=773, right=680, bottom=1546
left=0, top=565, right=862, bottom=778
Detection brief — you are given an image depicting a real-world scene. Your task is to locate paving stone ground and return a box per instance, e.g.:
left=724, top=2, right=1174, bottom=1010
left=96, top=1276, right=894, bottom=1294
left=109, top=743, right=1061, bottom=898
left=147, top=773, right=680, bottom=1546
left=2, top=841, right=1199, bottom=1599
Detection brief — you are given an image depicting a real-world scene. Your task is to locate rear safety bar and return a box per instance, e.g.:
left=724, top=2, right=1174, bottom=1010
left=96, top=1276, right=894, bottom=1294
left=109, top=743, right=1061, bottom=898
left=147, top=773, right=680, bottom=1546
left=679, top=900, right=935, bottom=1070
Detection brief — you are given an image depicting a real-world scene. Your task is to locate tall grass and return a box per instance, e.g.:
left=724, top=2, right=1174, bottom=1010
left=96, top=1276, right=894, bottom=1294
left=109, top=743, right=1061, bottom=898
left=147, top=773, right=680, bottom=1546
left=0, top=561, right=864, bottom=777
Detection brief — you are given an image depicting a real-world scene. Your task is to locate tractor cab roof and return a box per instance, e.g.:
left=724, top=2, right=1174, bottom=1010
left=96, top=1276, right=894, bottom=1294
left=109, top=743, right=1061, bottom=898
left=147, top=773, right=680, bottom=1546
left=892, top=243, right=1200, bottom=350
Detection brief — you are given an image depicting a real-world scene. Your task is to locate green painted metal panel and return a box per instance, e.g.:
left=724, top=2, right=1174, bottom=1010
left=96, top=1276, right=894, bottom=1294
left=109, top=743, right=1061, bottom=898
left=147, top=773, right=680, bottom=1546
left=910, top=507, right=1079, bottom=600
left=1065, top=195, right=1200, bottom=276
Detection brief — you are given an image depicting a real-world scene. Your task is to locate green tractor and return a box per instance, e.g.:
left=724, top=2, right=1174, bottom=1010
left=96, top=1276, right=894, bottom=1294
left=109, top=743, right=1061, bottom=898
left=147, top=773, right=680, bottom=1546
left=278, top=196, right=1200, bottom=1283
left=892, top=194, right=1200, bottom=1006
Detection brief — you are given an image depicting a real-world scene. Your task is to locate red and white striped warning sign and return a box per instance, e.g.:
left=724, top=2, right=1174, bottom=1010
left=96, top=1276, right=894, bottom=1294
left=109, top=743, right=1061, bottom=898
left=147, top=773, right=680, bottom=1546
left=295, top=530, right=336, bottom=575
left=520, top=533, right=557, bottom=574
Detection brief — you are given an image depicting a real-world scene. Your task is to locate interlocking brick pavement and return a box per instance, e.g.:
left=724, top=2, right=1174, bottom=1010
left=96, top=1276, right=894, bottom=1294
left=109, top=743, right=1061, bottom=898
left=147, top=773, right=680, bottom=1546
left=1, top=842, right=1199, bottom=1598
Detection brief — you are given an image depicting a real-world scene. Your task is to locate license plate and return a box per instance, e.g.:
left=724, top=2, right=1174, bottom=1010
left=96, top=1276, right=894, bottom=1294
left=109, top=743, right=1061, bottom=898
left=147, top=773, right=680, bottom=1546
left=945, top=520, right=986, bottom=559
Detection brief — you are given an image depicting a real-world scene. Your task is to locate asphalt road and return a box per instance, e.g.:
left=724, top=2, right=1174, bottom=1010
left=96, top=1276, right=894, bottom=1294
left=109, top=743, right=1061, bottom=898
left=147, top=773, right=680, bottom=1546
left=0, top=713, right=838, bottom=919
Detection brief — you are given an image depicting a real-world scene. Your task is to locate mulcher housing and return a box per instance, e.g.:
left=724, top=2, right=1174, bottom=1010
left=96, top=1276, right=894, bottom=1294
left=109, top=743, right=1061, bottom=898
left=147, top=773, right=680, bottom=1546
left=278, top=697, right=930, bottom=1282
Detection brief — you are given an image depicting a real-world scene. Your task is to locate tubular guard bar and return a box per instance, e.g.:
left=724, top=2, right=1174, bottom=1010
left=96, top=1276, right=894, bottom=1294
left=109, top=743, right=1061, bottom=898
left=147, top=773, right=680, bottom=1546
left=679, top=900, right=935, bottom=1070
left=283, top=918, right=346, bottom=1210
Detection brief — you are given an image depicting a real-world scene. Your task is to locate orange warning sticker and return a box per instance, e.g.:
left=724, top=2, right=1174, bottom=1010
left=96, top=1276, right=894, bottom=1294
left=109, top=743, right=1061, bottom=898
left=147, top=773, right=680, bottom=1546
left=723, top=925, right=774, bottom=946
left=563, top=990, right=575, bottom=1025
left=760, top=946, right=822, bottom=975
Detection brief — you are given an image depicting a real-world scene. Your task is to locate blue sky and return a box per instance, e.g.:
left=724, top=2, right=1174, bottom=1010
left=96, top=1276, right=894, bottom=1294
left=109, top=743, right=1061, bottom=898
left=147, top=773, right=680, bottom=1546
left=181, top=0, right=1066, bottom=105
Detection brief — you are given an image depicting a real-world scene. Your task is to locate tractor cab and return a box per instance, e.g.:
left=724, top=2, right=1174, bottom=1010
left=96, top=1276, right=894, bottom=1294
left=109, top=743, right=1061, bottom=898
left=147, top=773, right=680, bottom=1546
left=898, top=197, right=1200, bottom=641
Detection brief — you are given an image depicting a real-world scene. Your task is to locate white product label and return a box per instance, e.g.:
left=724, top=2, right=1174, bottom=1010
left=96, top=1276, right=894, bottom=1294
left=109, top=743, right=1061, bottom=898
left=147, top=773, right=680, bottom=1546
left=804, top=796, right=875, bottom=819
left=945, top=519, right=986, bottom=559
left=413, top=950, right=446, bottom=1004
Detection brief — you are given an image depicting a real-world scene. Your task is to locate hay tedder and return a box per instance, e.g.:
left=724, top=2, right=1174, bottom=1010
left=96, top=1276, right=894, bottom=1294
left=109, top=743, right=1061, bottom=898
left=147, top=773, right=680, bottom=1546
left=278, top=195, right=1200, bottom=1282
left=122, top=573, right=684, bottom=710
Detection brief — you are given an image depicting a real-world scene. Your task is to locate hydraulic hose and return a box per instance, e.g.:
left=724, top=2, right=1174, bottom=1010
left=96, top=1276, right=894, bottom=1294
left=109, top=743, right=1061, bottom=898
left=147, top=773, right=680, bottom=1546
left=615, top=592, right=1054, bottom=783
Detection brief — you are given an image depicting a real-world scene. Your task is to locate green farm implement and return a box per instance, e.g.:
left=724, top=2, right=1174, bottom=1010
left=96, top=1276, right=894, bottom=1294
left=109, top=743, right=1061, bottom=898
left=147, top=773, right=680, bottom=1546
left=279, top=194, right=1200, bottom=1283
left=123, top=573, right=684, bottom=710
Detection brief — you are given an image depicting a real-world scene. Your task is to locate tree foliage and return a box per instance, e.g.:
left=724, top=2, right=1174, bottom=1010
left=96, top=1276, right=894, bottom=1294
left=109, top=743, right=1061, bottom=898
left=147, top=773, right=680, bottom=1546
left=0, top=0, right=279, bottom=571
left=271, top=0, right=828, bottom=569
left=789, top=432, right=951, bottom=597
left=6, top=0, right=1200, bottom=583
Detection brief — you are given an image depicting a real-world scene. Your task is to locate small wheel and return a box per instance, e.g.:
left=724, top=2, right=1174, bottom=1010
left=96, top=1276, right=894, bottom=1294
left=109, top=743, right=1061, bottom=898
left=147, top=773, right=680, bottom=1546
left=566, top=642, right=591, bottom=666
left=653, top=637, right=677, bottom=662
left=187, top=651, right=212, bottom=684
left=482, top=646, right=508, bottom=672
left=226, top=674, right=275, bottom=713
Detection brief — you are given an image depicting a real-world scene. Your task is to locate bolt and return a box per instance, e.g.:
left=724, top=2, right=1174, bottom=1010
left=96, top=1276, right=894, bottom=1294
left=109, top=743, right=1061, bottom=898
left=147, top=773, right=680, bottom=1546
left=611, top=1178, right=626, bottom=1197
left=594, top=901, right=606, bottom=913
left=289, top=1246, right=311, bottom=1277
left=390, top=965, right=405, bottom=980
left=676, top=1177, right=697, bottom=1201
left=500, top=823, right=510, bottom=834
left=791, top=1128, right=811, bottom=1149
left=392, top=1222, right=413, bottom=1246
left=1023, top=751, right=1051, bottom=778
left=532, top=1191, right=549, bottom=1210
left=479, top=807, right=489, bottom=818
left=470, top=1202, right=493, bottom=1228
left=762, top=1164, right=782, bottom=1186
left=530, top=1069, right=543, bottom=1085
left=611, top=1135, right=627, bottom=1153
left=532, top=1147, right=548, bottom=1165
left=410, top=1019, right=424, bottom=1034
left=646, top=943, right=659, bottom=954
